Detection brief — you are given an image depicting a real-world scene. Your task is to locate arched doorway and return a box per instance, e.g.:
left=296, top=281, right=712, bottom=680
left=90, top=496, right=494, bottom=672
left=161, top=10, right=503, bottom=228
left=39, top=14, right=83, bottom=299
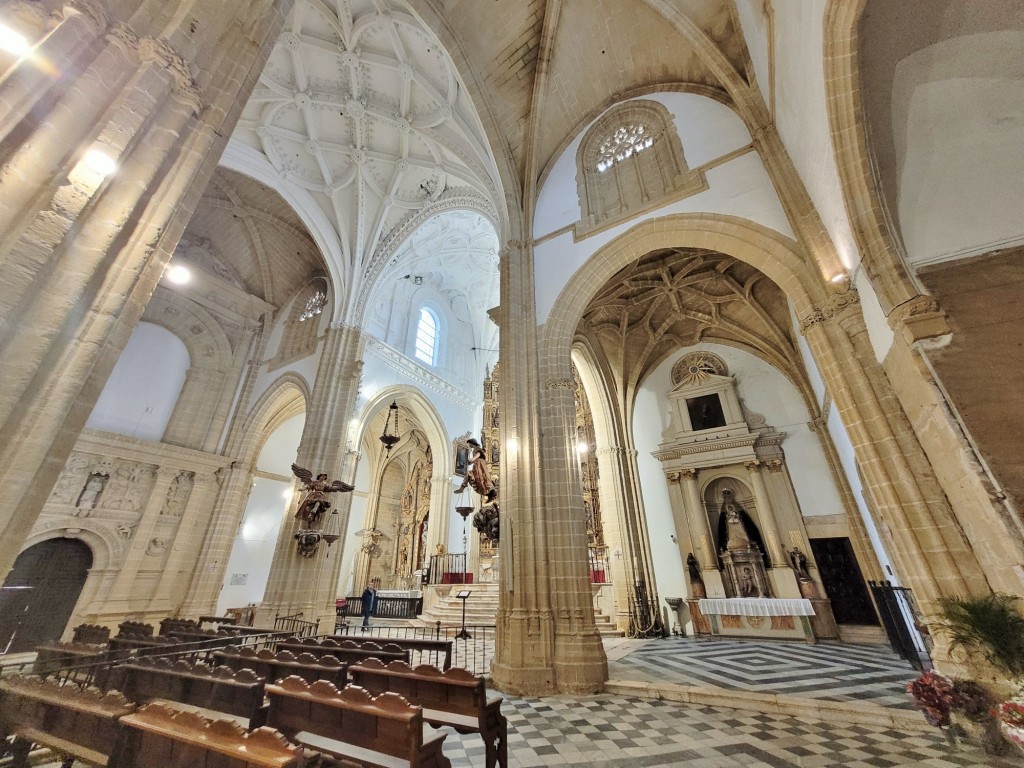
left=0, top=539, right=92, bottom=654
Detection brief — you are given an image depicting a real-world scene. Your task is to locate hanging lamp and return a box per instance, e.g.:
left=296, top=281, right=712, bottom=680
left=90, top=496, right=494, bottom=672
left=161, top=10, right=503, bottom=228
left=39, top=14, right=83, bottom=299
left=379, top=400, right=401, bottom=454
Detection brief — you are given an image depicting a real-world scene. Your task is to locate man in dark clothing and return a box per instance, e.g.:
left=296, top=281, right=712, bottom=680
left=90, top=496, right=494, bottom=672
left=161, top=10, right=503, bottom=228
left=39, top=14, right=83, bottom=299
left=361, top=578, right=380, bottom=629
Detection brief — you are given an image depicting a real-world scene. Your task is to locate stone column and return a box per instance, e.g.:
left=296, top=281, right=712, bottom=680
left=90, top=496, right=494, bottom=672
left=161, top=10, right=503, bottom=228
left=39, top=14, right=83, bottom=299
left=492, top=240, right=607, bottom=696
left=0, top=2, right=292, bottom=583
left=745, top=460, right=799, bottom=597
left=259, top=325, right=364, bottom=631
left=179, top=462, right=254, bottom=617
left=800, top=290, right=990, bottom=607
left=99, top=466, right=178, bottom=615
left=0, top=1, right=108, bottom=138
left=594, top=446, right=634, bottom=632
left=153, top=471, right=219, bottom=613
left=678, top=468, right=726, bottom=597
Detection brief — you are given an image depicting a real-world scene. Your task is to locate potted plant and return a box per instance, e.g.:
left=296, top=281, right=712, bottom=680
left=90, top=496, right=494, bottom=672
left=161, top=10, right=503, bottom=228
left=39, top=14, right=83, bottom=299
left=935, top=593, right=1024, bottom=680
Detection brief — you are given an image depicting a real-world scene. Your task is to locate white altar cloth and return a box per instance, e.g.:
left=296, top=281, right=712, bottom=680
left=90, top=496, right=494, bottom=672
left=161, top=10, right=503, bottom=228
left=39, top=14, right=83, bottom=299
left=698, top=597, right=815, bottom=617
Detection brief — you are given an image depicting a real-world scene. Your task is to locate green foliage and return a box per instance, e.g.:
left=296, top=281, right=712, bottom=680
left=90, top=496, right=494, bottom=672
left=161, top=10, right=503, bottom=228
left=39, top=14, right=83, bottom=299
left=936, top=593, right=1024, bottom=679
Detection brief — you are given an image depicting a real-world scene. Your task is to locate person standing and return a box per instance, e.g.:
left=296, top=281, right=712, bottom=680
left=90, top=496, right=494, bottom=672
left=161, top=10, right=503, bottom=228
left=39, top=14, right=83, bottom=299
left=361, top=578, right=380, bottom=629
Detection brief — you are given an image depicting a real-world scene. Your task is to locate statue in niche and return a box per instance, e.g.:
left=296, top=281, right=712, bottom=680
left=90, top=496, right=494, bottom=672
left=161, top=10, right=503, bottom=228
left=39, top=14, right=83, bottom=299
left=291, top=464, right=354, bottom=527
left=717, top=488, right=771, bottom=599
left=74, top=473, right=108, bottom=515
left=51, top=454, right=90, bottom=505
left=687, top=553, right=702, bottom=583
left=788, top=547, right=811, bottom=581
left=161, top=472, right=192, bottom=516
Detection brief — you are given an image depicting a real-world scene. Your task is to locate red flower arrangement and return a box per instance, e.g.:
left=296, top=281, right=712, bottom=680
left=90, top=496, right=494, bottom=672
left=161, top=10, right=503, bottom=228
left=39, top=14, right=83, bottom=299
left=907, top=671, right=954, bottom=727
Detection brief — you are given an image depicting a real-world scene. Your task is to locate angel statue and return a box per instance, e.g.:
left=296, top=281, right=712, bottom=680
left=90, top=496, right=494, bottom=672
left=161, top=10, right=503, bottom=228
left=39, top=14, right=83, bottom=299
left=291, top=464, right=354, bottom=526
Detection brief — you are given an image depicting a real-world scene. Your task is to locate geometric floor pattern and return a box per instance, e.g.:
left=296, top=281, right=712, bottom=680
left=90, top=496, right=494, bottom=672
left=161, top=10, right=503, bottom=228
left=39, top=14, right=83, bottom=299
left=436, top=694, right=1017, bottom=767
left=610, top=637, right=919, bottom=709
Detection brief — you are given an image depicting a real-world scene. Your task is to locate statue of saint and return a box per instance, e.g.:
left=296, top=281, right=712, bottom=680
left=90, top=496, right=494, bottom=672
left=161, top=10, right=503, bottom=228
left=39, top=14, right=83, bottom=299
left=721, top=491, right=752, bottom=551
left=291, top=464, right=354, bottom=526
left=788, top=547, right=811, bottom=581
left=455, top=439, right=496, bottom=501
left=686, top=553, right=703, bottom=583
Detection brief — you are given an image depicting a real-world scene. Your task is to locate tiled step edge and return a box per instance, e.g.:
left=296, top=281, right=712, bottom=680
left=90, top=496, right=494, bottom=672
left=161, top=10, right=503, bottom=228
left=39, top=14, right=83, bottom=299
left=604, top=679, right=931, bottom=732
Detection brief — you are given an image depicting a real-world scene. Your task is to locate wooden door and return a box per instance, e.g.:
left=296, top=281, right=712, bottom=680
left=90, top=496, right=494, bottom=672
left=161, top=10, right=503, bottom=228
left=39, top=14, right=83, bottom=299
left=0, top=538, right=92, bottom=653
left=808, top=537, right=879, bottom=626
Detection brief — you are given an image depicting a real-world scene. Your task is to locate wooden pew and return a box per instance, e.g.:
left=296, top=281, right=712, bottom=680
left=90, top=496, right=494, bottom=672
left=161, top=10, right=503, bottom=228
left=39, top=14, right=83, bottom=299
left=104, top=657, right=267, bottom=729
left=33, top=641, right=108, bottom=676
left=109, top=703, right=303, bottom=768
left=72, top=624, right=111, bottom=646
left=213, top=647, right=348, bottom=688
left=276, top=637, right=410, bottom=666
left=330, top=635, right=453, bottom=670
left=0, top=675, right=135, bottom=767
left=349, top=660, right=507, bottom=768
left=116, top=622, right=154, bottom=638
left=266, top=676, right=450, bottom=768
left=106, top=635, right=181, bottom=662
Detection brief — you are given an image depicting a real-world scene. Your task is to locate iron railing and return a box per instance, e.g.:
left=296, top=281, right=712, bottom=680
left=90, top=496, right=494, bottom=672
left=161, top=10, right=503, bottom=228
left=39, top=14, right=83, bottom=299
left=335, top=622, right=495, bottom=676
left=868, top=580, right=932, bottom=670
left=273, top=612, right=318, bottom=638
left=338, top=596, right=423, bottom=620
left=426, top=553, right=470, bottom=584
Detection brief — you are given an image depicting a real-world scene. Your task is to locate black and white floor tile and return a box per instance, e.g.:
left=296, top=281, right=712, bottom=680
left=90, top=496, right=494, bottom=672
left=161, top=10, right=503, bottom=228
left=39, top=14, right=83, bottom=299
left=609, top=637, right=918, bottom=709
left=437, top=694, right=1016, bottom=767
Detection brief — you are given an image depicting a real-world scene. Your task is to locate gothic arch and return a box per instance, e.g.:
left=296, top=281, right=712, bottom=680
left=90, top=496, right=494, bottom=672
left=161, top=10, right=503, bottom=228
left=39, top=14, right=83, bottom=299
left=823, top=0, right=919, bottom=315
left=541, top=213, right=822, bottom=379
left=354, top=386, right=453, bottom=481
left=237, top=373, right=310, bottom=467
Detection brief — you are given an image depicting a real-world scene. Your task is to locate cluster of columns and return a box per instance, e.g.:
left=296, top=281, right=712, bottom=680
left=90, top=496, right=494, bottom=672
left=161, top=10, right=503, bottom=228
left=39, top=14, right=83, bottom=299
left=0, top=0, right=292, bottom=583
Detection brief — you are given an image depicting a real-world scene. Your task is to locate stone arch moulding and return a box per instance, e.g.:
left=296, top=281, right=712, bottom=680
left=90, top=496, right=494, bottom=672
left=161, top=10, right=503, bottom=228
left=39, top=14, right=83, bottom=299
left=354, top=386, right=454, bottom=482
left=238, top=372, right=311, bottom=466
left=542, top=213, right=822, bottom=368
left=823, top=0, right=918, bottom=316
left=575, top=99, right=708, bottom=238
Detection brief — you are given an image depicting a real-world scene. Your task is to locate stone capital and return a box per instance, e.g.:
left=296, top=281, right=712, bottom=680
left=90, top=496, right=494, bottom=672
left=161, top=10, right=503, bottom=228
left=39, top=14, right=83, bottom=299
left=744, top=460, right=761, bottom=473
left=888, top=294, right=951, bottom=343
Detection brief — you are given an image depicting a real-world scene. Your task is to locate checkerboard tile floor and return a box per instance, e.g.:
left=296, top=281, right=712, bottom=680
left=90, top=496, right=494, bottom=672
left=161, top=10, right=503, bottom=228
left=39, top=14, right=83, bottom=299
left=609, top=637, right=918, bottom=709
left=436, top=694, right=1016, bottom=767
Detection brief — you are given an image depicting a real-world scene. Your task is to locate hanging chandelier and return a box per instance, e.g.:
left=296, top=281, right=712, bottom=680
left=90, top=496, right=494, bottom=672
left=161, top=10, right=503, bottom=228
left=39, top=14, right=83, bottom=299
left=379, top=400, right=401, bottom=454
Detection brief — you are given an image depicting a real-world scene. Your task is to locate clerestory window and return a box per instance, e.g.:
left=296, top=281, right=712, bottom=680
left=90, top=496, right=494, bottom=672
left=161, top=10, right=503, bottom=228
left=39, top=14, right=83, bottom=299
left=414, top=307, right=438, bottom=365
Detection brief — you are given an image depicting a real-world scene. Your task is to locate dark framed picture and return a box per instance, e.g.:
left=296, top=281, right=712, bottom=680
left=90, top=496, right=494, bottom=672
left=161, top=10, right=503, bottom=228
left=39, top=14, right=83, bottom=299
left=454, top=440, right=471, bottom=476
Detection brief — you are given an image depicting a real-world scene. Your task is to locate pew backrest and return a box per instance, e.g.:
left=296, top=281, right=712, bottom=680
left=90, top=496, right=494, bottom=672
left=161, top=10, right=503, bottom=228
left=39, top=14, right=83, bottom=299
left=106, top=658, right=266, bottom=726
left=276, top=637, right=409, bottom=665
left=0, top=675, right=135, bottom=766
left=111, top=702, right=303, bottom=768
left=213, top=648, right=348, bottom=688
left=329, top=635, right=453, bottom=670
left=266, top=676, right=448, bottom=768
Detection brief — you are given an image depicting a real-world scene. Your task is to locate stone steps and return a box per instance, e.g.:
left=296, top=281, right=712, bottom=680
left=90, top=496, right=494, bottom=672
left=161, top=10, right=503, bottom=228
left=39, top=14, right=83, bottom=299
left=420, top=583, right=623, bottom=636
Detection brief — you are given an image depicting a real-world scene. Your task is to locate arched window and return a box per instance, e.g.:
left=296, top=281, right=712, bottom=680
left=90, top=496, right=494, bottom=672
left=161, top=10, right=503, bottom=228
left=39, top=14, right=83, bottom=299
left=576, top=99, right=705, bottom=236
left=414, top=307, right=439, bottom=365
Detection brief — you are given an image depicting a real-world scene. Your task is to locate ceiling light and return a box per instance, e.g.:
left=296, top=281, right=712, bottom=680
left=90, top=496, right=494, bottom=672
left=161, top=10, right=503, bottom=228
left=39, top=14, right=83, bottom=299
left=576, top=442, right=589, bottom=455
left=83, top=148, right=117, bottom=177
left=830, top=273, right=848, bottom=284
left=166, top=264, right=191, bottom=284
left=0, top=23, right=29, bottom=56
left=282, top=489, right=293, bottom=500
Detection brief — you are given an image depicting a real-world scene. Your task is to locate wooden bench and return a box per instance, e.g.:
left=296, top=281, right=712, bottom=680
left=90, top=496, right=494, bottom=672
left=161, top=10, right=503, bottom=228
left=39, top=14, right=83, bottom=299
left=116, top=622, right=154, bottom=638
left=266, top=676, right=450, bottom=768
left=349, top=660, right=507, bottom=768
left=276, top=637, right=410, bottom=666
left=104, top=657, right=267, bottom=729
left=109, top=702, right=303, bottom=768
left=33, top=641, right=108, bottom=676
left=0, top=675, right=135, bottom=767
left=330, top=636, right=453, bottom=671
left=213, top=647, right=349, bottom=688
left=107, top=635, right=181, bottom=660
left=72, top=624, right=111, bottom=646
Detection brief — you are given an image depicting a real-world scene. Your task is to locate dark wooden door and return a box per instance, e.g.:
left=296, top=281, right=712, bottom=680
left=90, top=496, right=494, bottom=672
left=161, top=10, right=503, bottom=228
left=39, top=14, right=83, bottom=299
left=0, top=538, right=92, bottom=653
left=808, top=537, right=879, bottom=626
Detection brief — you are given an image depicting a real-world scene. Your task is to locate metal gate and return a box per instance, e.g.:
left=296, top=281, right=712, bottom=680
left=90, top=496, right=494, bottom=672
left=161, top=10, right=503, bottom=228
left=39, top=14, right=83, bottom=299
left=868, top=580, right=932, bottom=670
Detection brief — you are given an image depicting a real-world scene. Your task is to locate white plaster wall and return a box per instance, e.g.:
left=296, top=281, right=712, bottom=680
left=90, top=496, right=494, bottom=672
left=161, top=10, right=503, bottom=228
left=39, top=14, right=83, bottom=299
left=247, top=293, right=328, bottom=409
left=733, top=0, right=772, bottom=111
left=535, top=151, right=792, bottom=324
left=772, top=1, right=861, bottom=273
left=86, top=322, right=189, bottom=442
left=893, top=32, right=1024, bottom=266
left=855, top=269, right=895, bottom=363
left=216, top=413, right=304, bottom=612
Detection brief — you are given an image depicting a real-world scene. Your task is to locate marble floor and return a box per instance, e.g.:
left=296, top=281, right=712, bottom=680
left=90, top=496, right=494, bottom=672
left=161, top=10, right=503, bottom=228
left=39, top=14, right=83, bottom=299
left=29, top=636, right=1020, bottom=767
